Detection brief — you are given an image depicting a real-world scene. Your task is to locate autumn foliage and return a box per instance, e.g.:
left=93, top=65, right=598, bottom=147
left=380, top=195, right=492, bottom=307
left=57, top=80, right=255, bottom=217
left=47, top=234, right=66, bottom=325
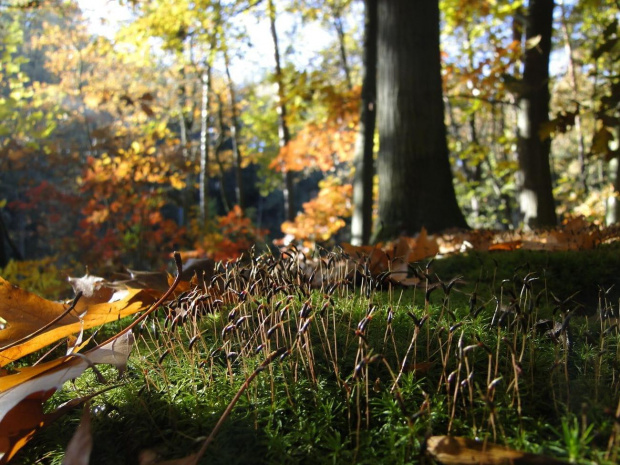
left=190, top=205, right=268, bottom=262
left=76, top=138, right=189, bottom=269
left=281, top=178, right=352, bottom=245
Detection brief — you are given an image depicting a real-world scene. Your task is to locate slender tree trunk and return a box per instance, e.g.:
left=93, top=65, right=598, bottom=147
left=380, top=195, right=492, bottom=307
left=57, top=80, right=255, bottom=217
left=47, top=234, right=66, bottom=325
left=177, top=57, right=193, bottom=228
left=607, top=125, right=620, bottom=225
left=516, top=0, right=557, bottom=228
left=199, top=58, right=213, bottom=228
left=332, top=4, right=353, bottom=91
left=215, top=93, right=231, bottom=213
left=223, top=45, right=244, bottom=210
left=351, top=0, right=377, bottom=245
left=177, top=59, right=191, bottom=159
left=268, top=0, right=295, bottom=222
left=375, top=0, right=467, bottom=239
left=560, top=1, right=587, bottom=193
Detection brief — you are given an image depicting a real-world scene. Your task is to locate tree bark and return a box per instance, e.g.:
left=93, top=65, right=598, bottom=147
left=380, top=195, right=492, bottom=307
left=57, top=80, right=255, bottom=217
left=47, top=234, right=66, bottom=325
left=268, top=0, right=295, bottom=223
left=331, top=3, right=353, bottom=91
left=223, top=44, right=244, bottom=210
left=351, top=0, right=377, bottom=245
left=516, top=0, right=557, bottom=228
left=375, top=0, right=467, bottom=239
left=215, top=93, right=231, bottom=213
left=559, top=1, right=587, bottom=193
left=199, top=64, right=211, bottom=228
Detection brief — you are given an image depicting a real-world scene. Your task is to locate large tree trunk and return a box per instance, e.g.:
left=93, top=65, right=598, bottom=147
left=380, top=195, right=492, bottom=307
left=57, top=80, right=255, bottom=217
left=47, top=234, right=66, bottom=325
left=268, top=0, right=295, bottom=223
left=375, top=0, right=467, bottom=239
left=516, top=0, right=557, bottom=228
left=351, top=0, right=377, bottom=246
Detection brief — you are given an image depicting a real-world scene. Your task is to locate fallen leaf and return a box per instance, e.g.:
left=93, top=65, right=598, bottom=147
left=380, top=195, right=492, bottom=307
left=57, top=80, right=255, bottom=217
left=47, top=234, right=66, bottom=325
left=62, top=404, right=92, bottom=465
left=409, top=227, right=439, bottom=262
left=341, top=243, right=390, bottom=277
left=67, top=274, right=115, bottom=307
left=488, top=241, right=522, bottom=251
left=425, top=435, right=567, bottom=465
left=0, top=277, right=155, bottom=366
left=403, top=361, right=434, bottom=374
left=139, top=450, right=199, bottom=465
left=0, top=332, right=134, bottom=462
left=341, top=233, right=437, bottom=287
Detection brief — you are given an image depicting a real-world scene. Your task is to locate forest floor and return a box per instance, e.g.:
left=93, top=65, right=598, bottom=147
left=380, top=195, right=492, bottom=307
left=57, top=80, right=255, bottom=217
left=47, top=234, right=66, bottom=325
left=7, top=244, right=620, bottom=464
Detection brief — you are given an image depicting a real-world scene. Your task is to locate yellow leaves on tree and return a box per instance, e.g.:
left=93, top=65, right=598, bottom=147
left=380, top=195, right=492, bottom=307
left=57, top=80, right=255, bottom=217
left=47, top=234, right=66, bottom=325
left=282, top=178, right=352, bottom=244
left=0, top=257, right=65, bottom=300
left=77, top=137, right=188, bottom=268
left=34, top=7, right=163, bottom=127
left=84, top=141, right=186, bottom=193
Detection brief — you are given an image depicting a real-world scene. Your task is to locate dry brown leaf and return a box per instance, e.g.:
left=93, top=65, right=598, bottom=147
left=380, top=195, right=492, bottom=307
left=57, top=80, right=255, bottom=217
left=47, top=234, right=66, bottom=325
left=139, top=450, right=199, bottom=465
left=403, top=361, right=434, bottom=374
left=387, top=237, right=419, bottom=286
left=0, top=277, right=155, bottom=366
left=425, top=435, right=567, bottom=465
left=67, top=274, right=114, bottom=307
left=488, top=241, right=522, bottom=251
left=341, top=243, right=390, bottom=277
left=389, top=259, right=421, bottom=286
left=547, top=217, right=600, bottom=251
left=0, top=332, right=134, bottom=463
left=341, top=233, right=437, bottom=287
left=409, top=227, right=439, bottom=262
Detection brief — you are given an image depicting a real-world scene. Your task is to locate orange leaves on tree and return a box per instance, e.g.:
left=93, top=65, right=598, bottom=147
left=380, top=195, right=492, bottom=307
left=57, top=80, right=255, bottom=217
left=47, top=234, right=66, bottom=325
left=77, top=138, right=188, bottom=269
left=191, top=206, right=268, bottom=262
left=282, top=178, right=352, bottom=245
left=271, top=121, right=357, bottom=172
left=270, top=86, right=360, bottom=173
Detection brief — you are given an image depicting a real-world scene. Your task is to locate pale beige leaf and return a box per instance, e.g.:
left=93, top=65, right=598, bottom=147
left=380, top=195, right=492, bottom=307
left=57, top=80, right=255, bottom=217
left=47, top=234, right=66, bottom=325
left=62, top=404, right=92, bottom=465
left=425, top=435, right=567, bottom=465
left=0, top=332, right=134, bottom=462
